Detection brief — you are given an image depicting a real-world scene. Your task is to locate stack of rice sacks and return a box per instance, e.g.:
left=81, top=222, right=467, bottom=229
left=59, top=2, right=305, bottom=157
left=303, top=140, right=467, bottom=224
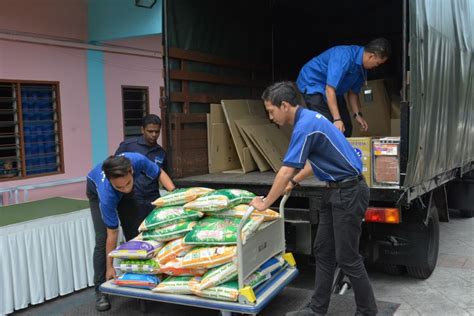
left=109, top=187, right=284, bottom=302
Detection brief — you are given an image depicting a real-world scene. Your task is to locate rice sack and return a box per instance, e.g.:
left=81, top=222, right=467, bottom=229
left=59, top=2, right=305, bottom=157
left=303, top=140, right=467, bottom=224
left=156, top=237, right=194, bottom=265
left=190, top=279, right=240, bottom=302
left=117, top=259, right=161, bottom=274
left=183, top=189, right=255, bottom=213
left=139, top=206, right=203, bottom=232
left=180, top=246, right=237, bottom=269
left=109, top=240, right=163, bottom=259
left=159, top=258, right=207, bottom=276
left=152, top=187, right=215, bottom=208
left=198, top=262, right=237, bottom=290
left=142, top=220, right=197, bottom=242
left=213, top=204, right=280, bottom=221
left=152, top=276, right=194, bottom=294
left=113, top=273, right=161, bottom=290
left=184, top=216, right=263, bottom=245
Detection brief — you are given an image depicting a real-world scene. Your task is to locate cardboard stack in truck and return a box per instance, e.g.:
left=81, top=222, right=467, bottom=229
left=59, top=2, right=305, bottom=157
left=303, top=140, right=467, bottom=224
left=207, top=100, right=290, bottom=174
left=350, top=79, right=391, bottom=137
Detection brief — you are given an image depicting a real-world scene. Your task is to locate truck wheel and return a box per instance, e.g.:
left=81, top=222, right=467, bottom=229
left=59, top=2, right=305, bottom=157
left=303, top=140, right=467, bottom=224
left=376, top=263, right=406, bottom=275
left=460, top=209, right=474, bottom=218
left=406, top=207, right=440, bottom=279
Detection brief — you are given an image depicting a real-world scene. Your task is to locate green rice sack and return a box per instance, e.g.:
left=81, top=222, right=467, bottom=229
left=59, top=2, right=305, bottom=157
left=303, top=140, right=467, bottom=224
left=152, top=276, right=194, bottom=294
left=183, top=189, right=256, bottom=213
left=152, top=187, right=215, bottom=208
left=184, top=216, right=264, bottom=245
left=142, top=220, right=198, bottom=242
left=139, top=206, right=203, bottom=232
left=199, top=262, right=237, bottom=290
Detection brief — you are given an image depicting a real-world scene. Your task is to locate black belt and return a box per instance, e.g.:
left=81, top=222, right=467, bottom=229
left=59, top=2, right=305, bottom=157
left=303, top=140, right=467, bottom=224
left=326, top=175, right=364, bottom=189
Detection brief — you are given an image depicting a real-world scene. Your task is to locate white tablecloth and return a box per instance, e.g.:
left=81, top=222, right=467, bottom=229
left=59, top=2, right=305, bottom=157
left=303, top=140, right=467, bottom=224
left=0, top=209, right=95, bottom=315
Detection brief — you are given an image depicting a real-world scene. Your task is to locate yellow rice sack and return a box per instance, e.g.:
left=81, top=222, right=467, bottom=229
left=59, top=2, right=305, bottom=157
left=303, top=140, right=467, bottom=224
left=190, top=278, right=239, bottom=302
left=159, top=258, right=207, bottom=276
left=213, top=204, right=280, bottom=221
left=152, top=187, right=215, bottom=208
left=152, top=276, right=194, bottom=294
left=180, top=246, right=237, bottom=269
left=156, top=237, right=194, bottom=265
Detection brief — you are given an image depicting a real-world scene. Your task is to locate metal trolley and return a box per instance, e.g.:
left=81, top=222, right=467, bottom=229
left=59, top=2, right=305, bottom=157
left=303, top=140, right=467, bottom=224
left=100, top=194, right=298, bottom=316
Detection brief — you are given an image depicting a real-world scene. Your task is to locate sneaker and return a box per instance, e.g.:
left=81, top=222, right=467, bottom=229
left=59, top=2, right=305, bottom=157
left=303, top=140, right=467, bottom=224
left=95, top=292, right=111, bottom=312
left=286, top=306, right=326, bottom=316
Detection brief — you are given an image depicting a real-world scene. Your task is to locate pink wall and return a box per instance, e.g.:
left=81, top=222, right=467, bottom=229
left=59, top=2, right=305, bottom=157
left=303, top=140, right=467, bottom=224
left=104, top=36, right=164, bottom=154
left=0, top=40, right=92, bottom=201
left=0, top=0, right=87, bottom=41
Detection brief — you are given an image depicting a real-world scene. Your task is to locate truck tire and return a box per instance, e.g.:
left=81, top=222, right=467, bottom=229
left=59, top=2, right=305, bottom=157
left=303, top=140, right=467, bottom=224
left=460, top=209, right=474, bottom=218
left=376, top=263, right=405, bottom=275
left=406, top=207, right=440, bottom=279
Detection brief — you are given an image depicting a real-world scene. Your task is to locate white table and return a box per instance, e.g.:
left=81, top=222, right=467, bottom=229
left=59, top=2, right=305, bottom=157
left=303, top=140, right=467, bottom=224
left=0, top=207, right=95, bottom=315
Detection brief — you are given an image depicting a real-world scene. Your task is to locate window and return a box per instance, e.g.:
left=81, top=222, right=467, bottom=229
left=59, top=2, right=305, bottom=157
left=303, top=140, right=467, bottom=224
left=122, top=86, right=149, bottom=139
left=0, top=81, right=63, bottom=180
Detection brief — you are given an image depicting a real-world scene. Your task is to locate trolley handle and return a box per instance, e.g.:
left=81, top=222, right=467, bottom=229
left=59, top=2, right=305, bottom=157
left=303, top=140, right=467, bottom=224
left=236, top=193, right=291, bottom=290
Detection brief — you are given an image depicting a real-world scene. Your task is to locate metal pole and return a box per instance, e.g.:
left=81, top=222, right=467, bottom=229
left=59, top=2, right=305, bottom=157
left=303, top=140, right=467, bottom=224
left=162, top=0, right=173, bottom=171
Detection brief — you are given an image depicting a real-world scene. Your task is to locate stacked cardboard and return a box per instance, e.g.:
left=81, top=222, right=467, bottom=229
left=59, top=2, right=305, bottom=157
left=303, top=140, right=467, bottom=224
left=207, top=100, right=290, bottom=174
left=350, top=79, right=391, bottom=137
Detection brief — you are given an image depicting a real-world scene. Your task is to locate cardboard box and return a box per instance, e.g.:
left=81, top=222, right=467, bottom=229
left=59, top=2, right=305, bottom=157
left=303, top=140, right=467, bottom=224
left=207, top=104, right=240, bottom=173
left=350, top=79, right=391, bottom=137
left=390, top=94, right=401, bottom=119
left=391, top=119, right=400, bottom=136
left=347, top=137, right=372, bottom=187
left=372, top=138, right=400, bottom=186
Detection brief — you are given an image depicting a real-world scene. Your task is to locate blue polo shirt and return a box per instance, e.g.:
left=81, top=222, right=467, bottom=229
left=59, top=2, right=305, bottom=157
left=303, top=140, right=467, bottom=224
left=283, top=107, right=362, bottom=182
left=115, top=136, right=168, bottom=200
left=87, top=152, right=161, bottom=229
left=296, top=45, right=366, bottom=96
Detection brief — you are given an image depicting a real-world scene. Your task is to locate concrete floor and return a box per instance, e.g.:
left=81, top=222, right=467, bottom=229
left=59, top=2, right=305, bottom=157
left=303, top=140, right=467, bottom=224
left=372, top=210, right=474, bottom=316
left=11, top=210, right=474, bottom=315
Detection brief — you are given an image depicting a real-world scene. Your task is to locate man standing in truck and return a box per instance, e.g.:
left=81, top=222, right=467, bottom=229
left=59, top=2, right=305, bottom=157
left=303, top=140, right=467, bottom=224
left=250, top=82, right=377, bottom=316
left=296, top=38, right=391, bottom=137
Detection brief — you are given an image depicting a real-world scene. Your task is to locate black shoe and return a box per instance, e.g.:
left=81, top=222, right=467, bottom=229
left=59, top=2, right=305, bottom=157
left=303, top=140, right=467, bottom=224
left=95, top=292, right=111, bottom=312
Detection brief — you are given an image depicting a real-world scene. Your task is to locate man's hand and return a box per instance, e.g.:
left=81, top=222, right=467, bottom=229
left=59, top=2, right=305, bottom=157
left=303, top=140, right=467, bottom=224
left=284, top=182, right=294, bottom=194
left=106, top=265, right=116, bottom=280
left=249, top=196, right=267, bottom=211
left=356, top=115, right=368, bottom=131
left=333, top=120, right=345, bottom=133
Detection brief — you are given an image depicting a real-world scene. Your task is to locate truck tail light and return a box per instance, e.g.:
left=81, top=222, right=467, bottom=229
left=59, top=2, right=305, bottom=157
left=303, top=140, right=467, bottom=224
left=365, top=207, right=400, bottom=224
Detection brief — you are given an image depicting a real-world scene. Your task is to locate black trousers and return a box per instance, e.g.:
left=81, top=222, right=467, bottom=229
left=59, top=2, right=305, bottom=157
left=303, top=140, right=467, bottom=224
left=310, top=179, right=377, bottom=315
left=86, top=179, right=155, bottom=293
left=303, top=93, right=353, bottom=137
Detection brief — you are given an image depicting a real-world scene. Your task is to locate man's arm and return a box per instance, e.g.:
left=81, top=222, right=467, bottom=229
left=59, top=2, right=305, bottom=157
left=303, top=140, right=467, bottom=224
left=284, top=161, right=314, bottom=193
left=325, top=85, right=345, bottom=133
left=250, top=166, right=297, bottom=211
left=159, top=169, right=176, bottom=192
left=348, top=90, right=368, bottom=131
left=105, top=228, right=119, bottom=280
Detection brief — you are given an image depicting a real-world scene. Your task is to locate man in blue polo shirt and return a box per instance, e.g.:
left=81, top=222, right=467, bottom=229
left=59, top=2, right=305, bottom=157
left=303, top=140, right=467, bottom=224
left=250, top=82, right=377, bottom=316
left=115, top=114, right=169, bottom=238
left=86, top=152, right=175, bottom=311
left=297, top=38, right=391, bottom=137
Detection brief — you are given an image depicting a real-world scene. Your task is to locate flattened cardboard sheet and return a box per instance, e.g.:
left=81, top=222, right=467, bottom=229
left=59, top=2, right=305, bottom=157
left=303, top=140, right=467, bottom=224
left=221, top=99, right=267, bottom=173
